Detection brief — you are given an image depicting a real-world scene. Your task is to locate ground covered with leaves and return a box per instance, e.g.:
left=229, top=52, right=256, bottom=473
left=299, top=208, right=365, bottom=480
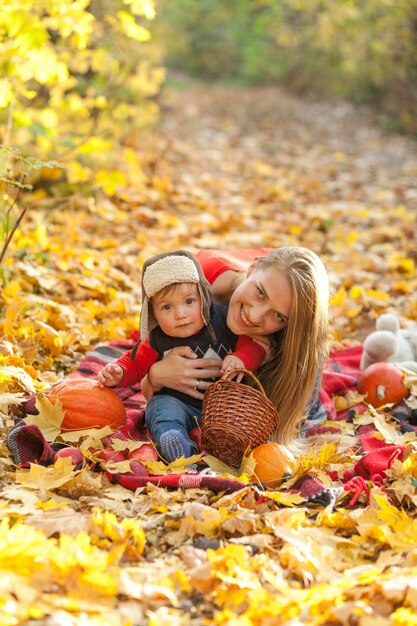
left=1, top=85, right=417, bottom=625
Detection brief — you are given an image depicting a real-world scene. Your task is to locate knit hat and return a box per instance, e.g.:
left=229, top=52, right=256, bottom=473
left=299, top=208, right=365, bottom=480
left=140, top=250, right=213, bottom=341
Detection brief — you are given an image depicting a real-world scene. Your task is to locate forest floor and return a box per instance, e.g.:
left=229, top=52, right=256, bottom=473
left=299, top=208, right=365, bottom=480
left=1, top=84, right=417, bottom=626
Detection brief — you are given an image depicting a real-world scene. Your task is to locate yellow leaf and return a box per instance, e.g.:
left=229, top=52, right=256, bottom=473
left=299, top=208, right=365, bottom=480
left=35, top=499, right=68, bottom=510
left=239, top=454, right=257, bottom=480
left=66, top=160, right=91, bottom=184
left=94, top=169, right=127, bottom=195
left=373, top=492, right=412, bottom=533
left=287, top=441, right=341, bottom=484
left=0, top=78, right=13, bottom=107
left=349, top=286, right=365, bottom=300
left=24, top=394, right=64, bottom=442
left=0, top=391, right=27, bottom=413
left=124, top=0, right=156, bottom=19
left=102, top=459, right=132, bottom=474
left=366, top=288, right=389, bottom=302
left=33, top=320, right=63, bottom=356
left=387, top=253, right=415, bottom=275
left=0, top=518, right=53, bottom=576
left=392, top=281, right=410, bottom=294
left=333, top=390, right=365, bottom=411
left=368, top=407, right=407, bottom=445
left=15, top=457, right=81, bottom=490
left=262, top=491, right=305, bottom=506
left=145, top=453, right=203, bottom=475
left=64, top=425, right=113, bottom=446
left=391, top=608, right=417, bottom=626
left=203, top=454, right=242, bottom=477
left=116, top=11, right=151, bottom=41
left=0, top=364, right=37, bottom=394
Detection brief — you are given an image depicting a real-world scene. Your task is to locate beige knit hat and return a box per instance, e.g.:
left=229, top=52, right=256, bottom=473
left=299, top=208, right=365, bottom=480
left=140, top=249, right=214, bottom=341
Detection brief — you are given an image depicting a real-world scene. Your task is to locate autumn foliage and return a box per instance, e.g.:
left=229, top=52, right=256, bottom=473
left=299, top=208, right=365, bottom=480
left=1, top=3, right=417, bottom=624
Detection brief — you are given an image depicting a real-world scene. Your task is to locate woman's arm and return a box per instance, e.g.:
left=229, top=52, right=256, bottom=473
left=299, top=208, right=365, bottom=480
left=210, top=270, right=243, bottom=305
left=143, top=345, right=222, bottom=400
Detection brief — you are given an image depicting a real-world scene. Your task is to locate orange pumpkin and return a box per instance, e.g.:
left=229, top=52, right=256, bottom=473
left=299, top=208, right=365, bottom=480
left=358, top=362, right=408, bottom=408
left=47, top=377, right=126, bottom=431
left=250, top=442, right=293, bottom=488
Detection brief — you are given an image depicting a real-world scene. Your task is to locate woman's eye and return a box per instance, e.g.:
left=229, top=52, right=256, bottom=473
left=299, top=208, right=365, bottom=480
left=256, top=286, right=264, bottom=298
left=275, top=312, right=286, bottom=323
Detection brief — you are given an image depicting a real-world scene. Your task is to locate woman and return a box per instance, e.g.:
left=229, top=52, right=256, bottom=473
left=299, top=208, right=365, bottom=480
left=143, top=246, right=330, bottom=450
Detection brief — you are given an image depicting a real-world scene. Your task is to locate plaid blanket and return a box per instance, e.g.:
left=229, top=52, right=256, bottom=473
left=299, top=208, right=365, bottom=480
left=7, top=340, right=414, bottom=503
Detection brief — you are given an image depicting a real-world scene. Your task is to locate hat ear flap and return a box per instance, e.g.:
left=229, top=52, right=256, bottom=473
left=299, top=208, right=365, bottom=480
left=197, top=284, right=208, bottom=326
left=197, top=281, right=217, bottom=343
left=140, top=295, right=150, bottom=342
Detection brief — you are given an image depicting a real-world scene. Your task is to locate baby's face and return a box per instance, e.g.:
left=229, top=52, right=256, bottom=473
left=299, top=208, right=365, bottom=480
left=152, top=283, right=205, bottom=338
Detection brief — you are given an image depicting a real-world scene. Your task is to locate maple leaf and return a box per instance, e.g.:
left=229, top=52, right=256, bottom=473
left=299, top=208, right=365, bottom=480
left=24, top=393, right=64, bottom=442
left=262, top=491, right=306, bottom=507
left=401, top=367, right=417, bottom=396
left=367, top=406, right=415, bottom=445
left=15, top=456, right=82, bottom=490
left=103, top=459, right=132, bottom=474
left=0, top=364, right=38, bottom=394
left=145, top=453, right=203, bottom=475
left=285, top=441, right=343, bottom=487
left=373, top=492, right=412, bottom=534
left=0, top=391, right=27, bottom=413
left=51, top=532, right=118, bottom=597
left=203, top=454, right=244, bottom=478
left=0, top=517, right=53, bottom=576
left=64, top=425, right=113, bottom=446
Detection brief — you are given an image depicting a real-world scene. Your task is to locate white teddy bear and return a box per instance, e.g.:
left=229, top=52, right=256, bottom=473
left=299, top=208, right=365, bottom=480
left=360, top=313, right=417, bottom=373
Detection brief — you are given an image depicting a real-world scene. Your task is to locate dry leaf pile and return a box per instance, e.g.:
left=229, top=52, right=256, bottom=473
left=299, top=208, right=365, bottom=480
left=1, top=85, right=417, bottom=625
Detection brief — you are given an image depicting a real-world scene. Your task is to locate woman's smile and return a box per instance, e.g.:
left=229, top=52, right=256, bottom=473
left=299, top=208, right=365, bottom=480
left=239, top=305, right=256, bottom=328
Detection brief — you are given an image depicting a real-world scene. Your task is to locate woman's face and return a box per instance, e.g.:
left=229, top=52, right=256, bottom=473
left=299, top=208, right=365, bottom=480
left=227, top=266, right=293, bottom=337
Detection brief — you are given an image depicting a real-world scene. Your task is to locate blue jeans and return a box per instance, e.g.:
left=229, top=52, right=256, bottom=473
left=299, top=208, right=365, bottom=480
left=145, top=394, right=201, bottom=452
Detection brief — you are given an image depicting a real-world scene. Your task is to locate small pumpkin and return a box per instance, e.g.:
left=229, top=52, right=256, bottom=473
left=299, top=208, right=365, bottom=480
left=357, top=362, right=408, bottom=408
left=250, top=442, right=293, bottom=488
left=47, top=377, right=126, bottom=431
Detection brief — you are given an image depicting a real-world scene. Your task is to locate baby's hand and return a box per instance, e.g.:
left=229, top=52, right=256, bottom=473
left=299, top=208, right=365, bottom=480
left=97, top=363, right=124, bottom=388
left=221, top=355, right=245, bottom=382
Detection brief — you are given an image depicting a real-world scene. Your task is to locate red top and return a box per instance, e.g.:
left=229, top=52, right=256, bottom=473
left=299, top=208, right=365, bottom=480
left=196, top=248, right=273, bottom=285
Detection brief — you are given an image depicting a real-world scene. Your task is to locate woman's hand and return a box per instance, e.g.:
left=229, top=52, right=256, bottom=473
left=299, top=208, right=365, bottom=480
left=147, top=345, right=222, bottom=400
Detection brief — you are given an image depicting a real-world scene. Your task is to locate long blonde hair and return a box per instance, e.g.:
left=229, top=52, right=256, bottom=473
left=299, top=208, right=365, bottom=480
left=252, top=247, right=330, bottom=450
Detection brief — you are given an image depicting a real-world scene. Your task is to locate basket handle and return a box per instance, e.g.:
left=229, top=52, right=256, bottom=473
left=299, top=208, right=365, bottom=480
left=220, top=368, right=268, bottom=397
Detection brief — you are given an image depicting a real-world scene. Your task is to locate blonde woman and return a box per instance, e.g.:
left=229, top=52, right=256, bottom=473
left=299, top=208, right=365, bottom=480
left=143, top=246, right=330, bottom=450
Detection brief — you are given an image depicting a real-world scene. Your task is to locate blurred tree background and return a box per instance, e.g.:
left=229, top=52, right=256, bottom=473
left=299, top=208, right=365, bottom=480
left=0, top=0, right=163, bottom=193
left=1, top=0, right=416, bottom=176
left=154, top=0, right=417, bottom=135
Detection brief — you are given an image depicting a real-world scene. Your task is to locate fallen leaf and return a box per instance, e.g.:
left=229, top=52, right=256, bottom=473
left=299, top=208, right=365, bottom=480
left=15, top=456, right=82, bottom=490
left=25, top=394, right=64, bottom=442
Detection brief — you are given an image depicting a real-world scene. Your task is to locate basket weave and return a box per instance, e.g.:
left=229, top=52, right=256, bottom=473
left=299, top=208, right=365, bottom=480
left=202, top=368, right=280, bottom=467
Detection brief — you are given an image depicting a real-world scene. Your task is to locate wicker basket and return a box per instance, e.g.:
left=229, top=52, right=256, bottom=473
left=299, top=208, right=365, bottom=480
left=202, top=368, right=280, bottom=467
